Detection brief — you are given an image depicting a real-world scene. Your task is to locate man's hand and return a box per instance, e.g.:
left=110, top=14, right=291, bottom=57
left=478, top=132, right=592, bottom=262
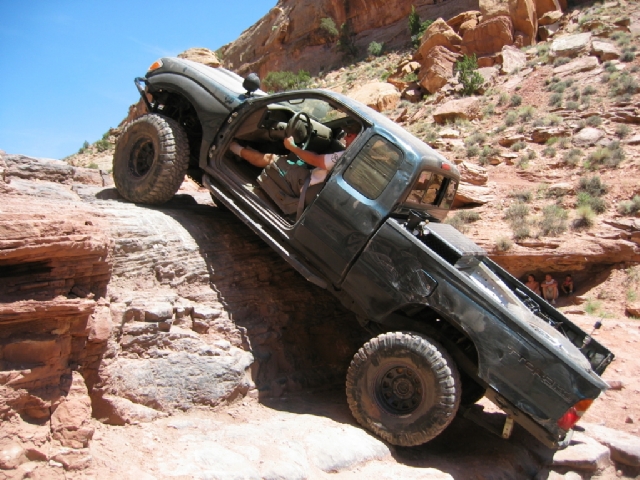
left=284, top=136, right=296, bottom=151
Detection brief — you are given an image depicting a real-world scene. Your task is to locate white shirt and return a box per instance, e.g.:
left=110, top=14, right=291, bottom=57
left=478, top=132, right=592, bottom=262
left=309, top=151, right=343, bottom=186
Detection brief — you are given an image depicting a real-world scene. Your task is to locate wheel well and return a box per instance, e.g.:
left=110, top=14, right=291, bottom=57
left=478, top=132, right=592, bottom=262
left=151, top=91, right=202, bottom=168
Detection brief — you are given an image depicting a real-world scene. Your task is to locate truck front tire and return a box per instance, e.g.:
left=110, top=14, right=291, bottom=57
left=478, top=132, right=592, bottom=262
left=113, top=114, right=190, bottom=204
left=346, top=331, right=461, bottom=446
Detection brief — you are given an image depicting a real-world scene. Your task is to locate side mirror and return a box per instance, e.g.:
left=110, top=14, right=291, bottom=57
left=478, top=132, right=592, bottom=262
left=243, top=73, right=261, bottom=96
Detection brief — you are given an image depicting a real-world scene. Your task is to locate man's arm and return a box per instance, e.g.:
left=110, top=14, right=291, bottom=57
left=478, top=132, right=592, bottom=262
left=284, top=136, right=327, bottom=169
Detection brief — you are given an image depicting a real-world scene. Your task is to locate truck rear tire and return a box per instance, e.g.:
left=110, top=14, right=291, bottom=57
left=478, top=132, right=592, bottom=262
left=113, top=114, right=190, bottom=204
left=346, top=331, right=461, bottom=446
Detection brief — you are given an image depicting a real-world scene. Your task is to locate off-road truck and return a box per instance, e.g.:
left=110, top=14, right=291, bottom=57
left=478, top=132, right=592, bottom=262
left=113, top=57, right=614, bottom=448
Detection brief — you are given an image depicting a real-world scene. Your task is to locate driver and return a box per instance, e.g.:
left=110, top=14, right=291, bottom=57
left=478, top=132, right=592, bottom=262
left=229, top=122, right=360, bottom=203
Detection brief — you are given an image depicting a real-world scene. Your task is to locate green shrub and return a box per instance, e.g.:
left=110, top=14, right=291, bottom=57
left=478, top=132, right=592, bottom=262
left=455, top=54, right=484, bottom=96
left=553, top=57, right=571, bottom=67
left=263, top=70, right=311, bottom=92
left=504, top=111, right=518, bottom=127
left=409, top=7, right=433, bottom=47
left=95, top=139, right=111, bottom=152
left=446, top=210, right=480, bottom=233
left=577, top=192, right=607, bottom=214
left=609, top=72, right=639, bottom=97
left=78, top=140, right=90, bottom=154
left=572, top=205, right=595, bottom=229
left=367, top=41, right=384, bottom=57
left=518, top=105, right=536, bottom=122
left=585, top=115, right=602, bottom=127
left=543, top=145, right=557, bottom=157
left=578, top=174, right=608, bottom=197
left=511, top=141, right=526, bottom=152
left=504, top=201, right=529, bottom=221
left=88, top=162, right=99, bottom=169
left=464, top=132, right=487, bottom=146
left=582, top=85, right=597, bottom=96
left=495, top=236, right=513, bottom=252
left=566, top=101, right=579, bottom=110
left=539, top=204, right=568, bottom=236
left=621, top=50, right=636, bottom=62
left=338, top=22, right=358, bottom=58
left=466, top=144, right=481, bottom=158
left=497, top=92, right=509, bottom=106
left=510, top=94, right=522, bottom=107
left=513, top=224, right=531, bottom=241
left=586, top=142, right=625, bottom=168
left=549, top=93, right=563, bottom=107
left=567, top=88, right=581, bottom=101
left=615, top=124, right=631, bottom=139
left=320, top=17, right=339, bottom=37
left=617, top=195, right=640, bottom=215
left=508, top=189, right=533, bottom=203
left=562, top=148, right=582, bottom=166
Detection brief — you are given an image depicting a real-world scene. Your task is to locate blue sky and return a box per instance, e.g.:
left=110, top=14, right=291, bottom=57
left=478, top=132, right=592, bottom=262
left=0, top=0, right=274, bottom=159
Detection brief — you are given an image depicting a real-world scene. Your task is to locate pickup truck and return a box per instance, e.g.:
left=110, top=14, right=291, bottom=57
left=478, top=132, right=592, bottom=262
left=113, top=57, right=614, bottom=448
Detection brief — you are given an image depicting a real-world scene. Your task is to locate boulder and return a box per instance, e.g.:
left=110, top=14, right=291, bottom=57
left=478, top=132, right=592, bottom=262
left=583, top=424, right=640, bottom=467
left=530, top=126, right=570, bottom=143
left=348, top=82, right=401, bottom=112
left=177, top=48, right=221, bottom=68
left=50, top=372, right=95, bottom=449
left=573, top=127, right=605, bottom=146
left=447, top=11, right=481, bottom=33
left=418, top=46, right=460, bottom=94
left=454, top=183, right=495, bottom=206
left=551, top=432, right=611, bottom=471
left=510, top=0, right=538, bottom=46
left=462, top=16, right=514, bottom=56
left=479, top=0, right=510, bottom=20
left=418, top=18, right=462, bottom=58
left=549, top=32, right=592, bottom=58
left=432, top=97, right=482, bottom=124
left=501, top=45, right=528, bottom=73
left=539, top=10, right=563, bottom=25
left=539, top=22, right=561, bottom=41
left=534, top=0, right=562, bottom=18
left=553, top=55, right=599, bottom=76
left=591, top=40, right=621, bottom=61
left=499, top=134, right=527, bottom=147
left=478, top=66, right=500, bottom=91
left=458, top=162, right=489, bottom=186
left=626, top=302, right=640, bottom=318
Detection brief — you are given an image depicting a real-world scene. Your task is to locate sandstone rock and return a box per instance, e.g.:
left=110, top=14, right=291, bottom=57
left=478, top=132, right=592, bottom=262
left=583, top=423, right=640, bottom=467
left=440, top=127, right=461, bottom=138
left=50, top=448, right=92, bottom=471
left=510, top=0, right=538, bottom=46
left=0, top=442, right=28, bottom=470
left=591, top=40, right=621, bottom=61
left=479, top=0, right=510, bottom=19
left=626, top=302, right=640, bottom=317
left=458, top=162, right=489, bottom=186
left=348, top=82, right=400, bottom=112
left=433, top=97, right=482, bottom=124
left=551, top=432, right=611, bottom=471
left=50, top=372, right=94, bottom=448
left=192, top=305, right=222, bottom=320
left=539, top=22, right=561, bottom=41
left=499, top=134, right=527, bottom=147
left=535, top=0, right=562, bottom=18
left=573, top=127, right=605, bottom=146
left=454, top=183, right=495, bottom=206
left=177, top=48, right=221, bottom=68
left=547, top=183, right=574, bottom=196
left=418, top=18, right=462, bottom=58
left=92, top=394, right=168, bottom=425
left=549, top=32, right=592, bottom=58
left=462, top=16, right=514, bottom=56
left=447, top=11, right=481, bottom=33
left=530, top=126, right=570, bottom=143
left=477, top=66, right=500, bottom=92
left=553, top=55, right=599, bottom=76
left=418, top=46, right=460, bottom=94
left=501, top=45, right=528, bottom=73
left=539, top=10, right=563, bottom=25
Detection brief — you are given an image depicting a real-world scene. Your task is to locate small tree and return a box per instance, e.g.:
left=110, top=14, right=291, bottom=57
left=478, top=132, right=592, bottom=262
left=455, top=54, right=484, bottom=96
left=338, top=22, right=358, bottom=58
left=319, top=17, right=339, bottom=39
left=408, top=6, right=433, bottom=47
left=367, top=41, right=384, bottom=57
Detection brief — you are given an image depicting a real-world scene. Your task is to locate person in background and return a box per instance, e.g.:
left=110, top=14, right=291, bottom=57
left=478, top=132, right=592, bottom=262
left=525, top=274, right=541, bottom=295
left=541, top=274, right=559, bottom=304
left=561, top=274, right=574, bottom=296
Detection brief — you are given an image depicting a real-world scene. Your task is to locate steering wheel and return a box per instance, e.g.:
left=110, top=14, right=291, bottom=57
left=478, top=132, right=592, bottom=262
left=285, top=111, right=312, bottom=150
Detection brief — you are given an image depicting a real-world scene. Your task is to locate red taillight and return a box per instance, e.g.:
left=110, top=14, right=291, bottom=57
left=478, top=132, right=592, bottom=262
left=557, top=399, right=593, bottom=430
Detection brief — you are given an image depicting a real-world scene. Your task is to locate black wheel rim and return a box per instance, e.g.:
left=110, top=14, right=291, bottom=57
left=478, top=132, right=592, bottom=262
left=375, top=365, right=424, bottom=415
left=129, top=138, right=155, bottom=178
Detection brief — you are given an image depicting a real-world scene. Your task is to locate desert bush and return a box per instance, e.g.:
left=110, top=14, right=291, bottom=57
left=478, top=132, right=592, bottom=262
left=78, top=140, right=90, bottom=154
left=95, top=138, right=110, bottom=152
left=466, top=144, right=481, bottom=158
left=562, top=148, right=582, bottom=166
left=320, top=17, right=339, bottom=37
left=511, top=141, right=526, bottom=152
left=497, top=92, right=509, bottom=106
left=586, top=142, right=625, bottom=168
left=512, top=224, right=531, bottom=241
left=508, top=189, right=533, bottom=203
left=367, top=41, right=384, bottom=57
left=577, top=192, right=607, bottom=214
left=504, top=201, right=529, bottom=221
left=609, top=72, right=639, bottom=97
left=483, top=103, right=496, bottom=117
left=543, top=145, right=557, bottom=157
left=568, top=88, right=581, bottom=101
left=615, top=124, right=631, bottom=139
left=617, top=195, right=640, bottom=216
left=539, top=204, right=568, bottom=236
left=464, top=132, right=487, bottom=146
left=455, top=55, right=484, bottom=96
left=553, top=57, right=571, bottom=67
left=510, top=94, right=522, bottom=107
left=578, top=174, right=608, bottom=197
left=572, top=205, right=596, bottom=229
left=566, top=101, right=579, bottom=110
left=585, top=115, right=602, bottom=127
left=582, top=85, right=597, bottom=96
left=518, top=105, right=536, bottom=122
left=549, top=93, right=563, bottom=107
left=446, top=210, right=480, bottom=233
left=621, top=50, right=636, bottom=62
left=88, top=162, right=99, bottom=169
left=264, top=70, right=311, bottom=92
left=504, top=111, right=518, bottom=127
left=495, top=236, right=513, bottom=251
